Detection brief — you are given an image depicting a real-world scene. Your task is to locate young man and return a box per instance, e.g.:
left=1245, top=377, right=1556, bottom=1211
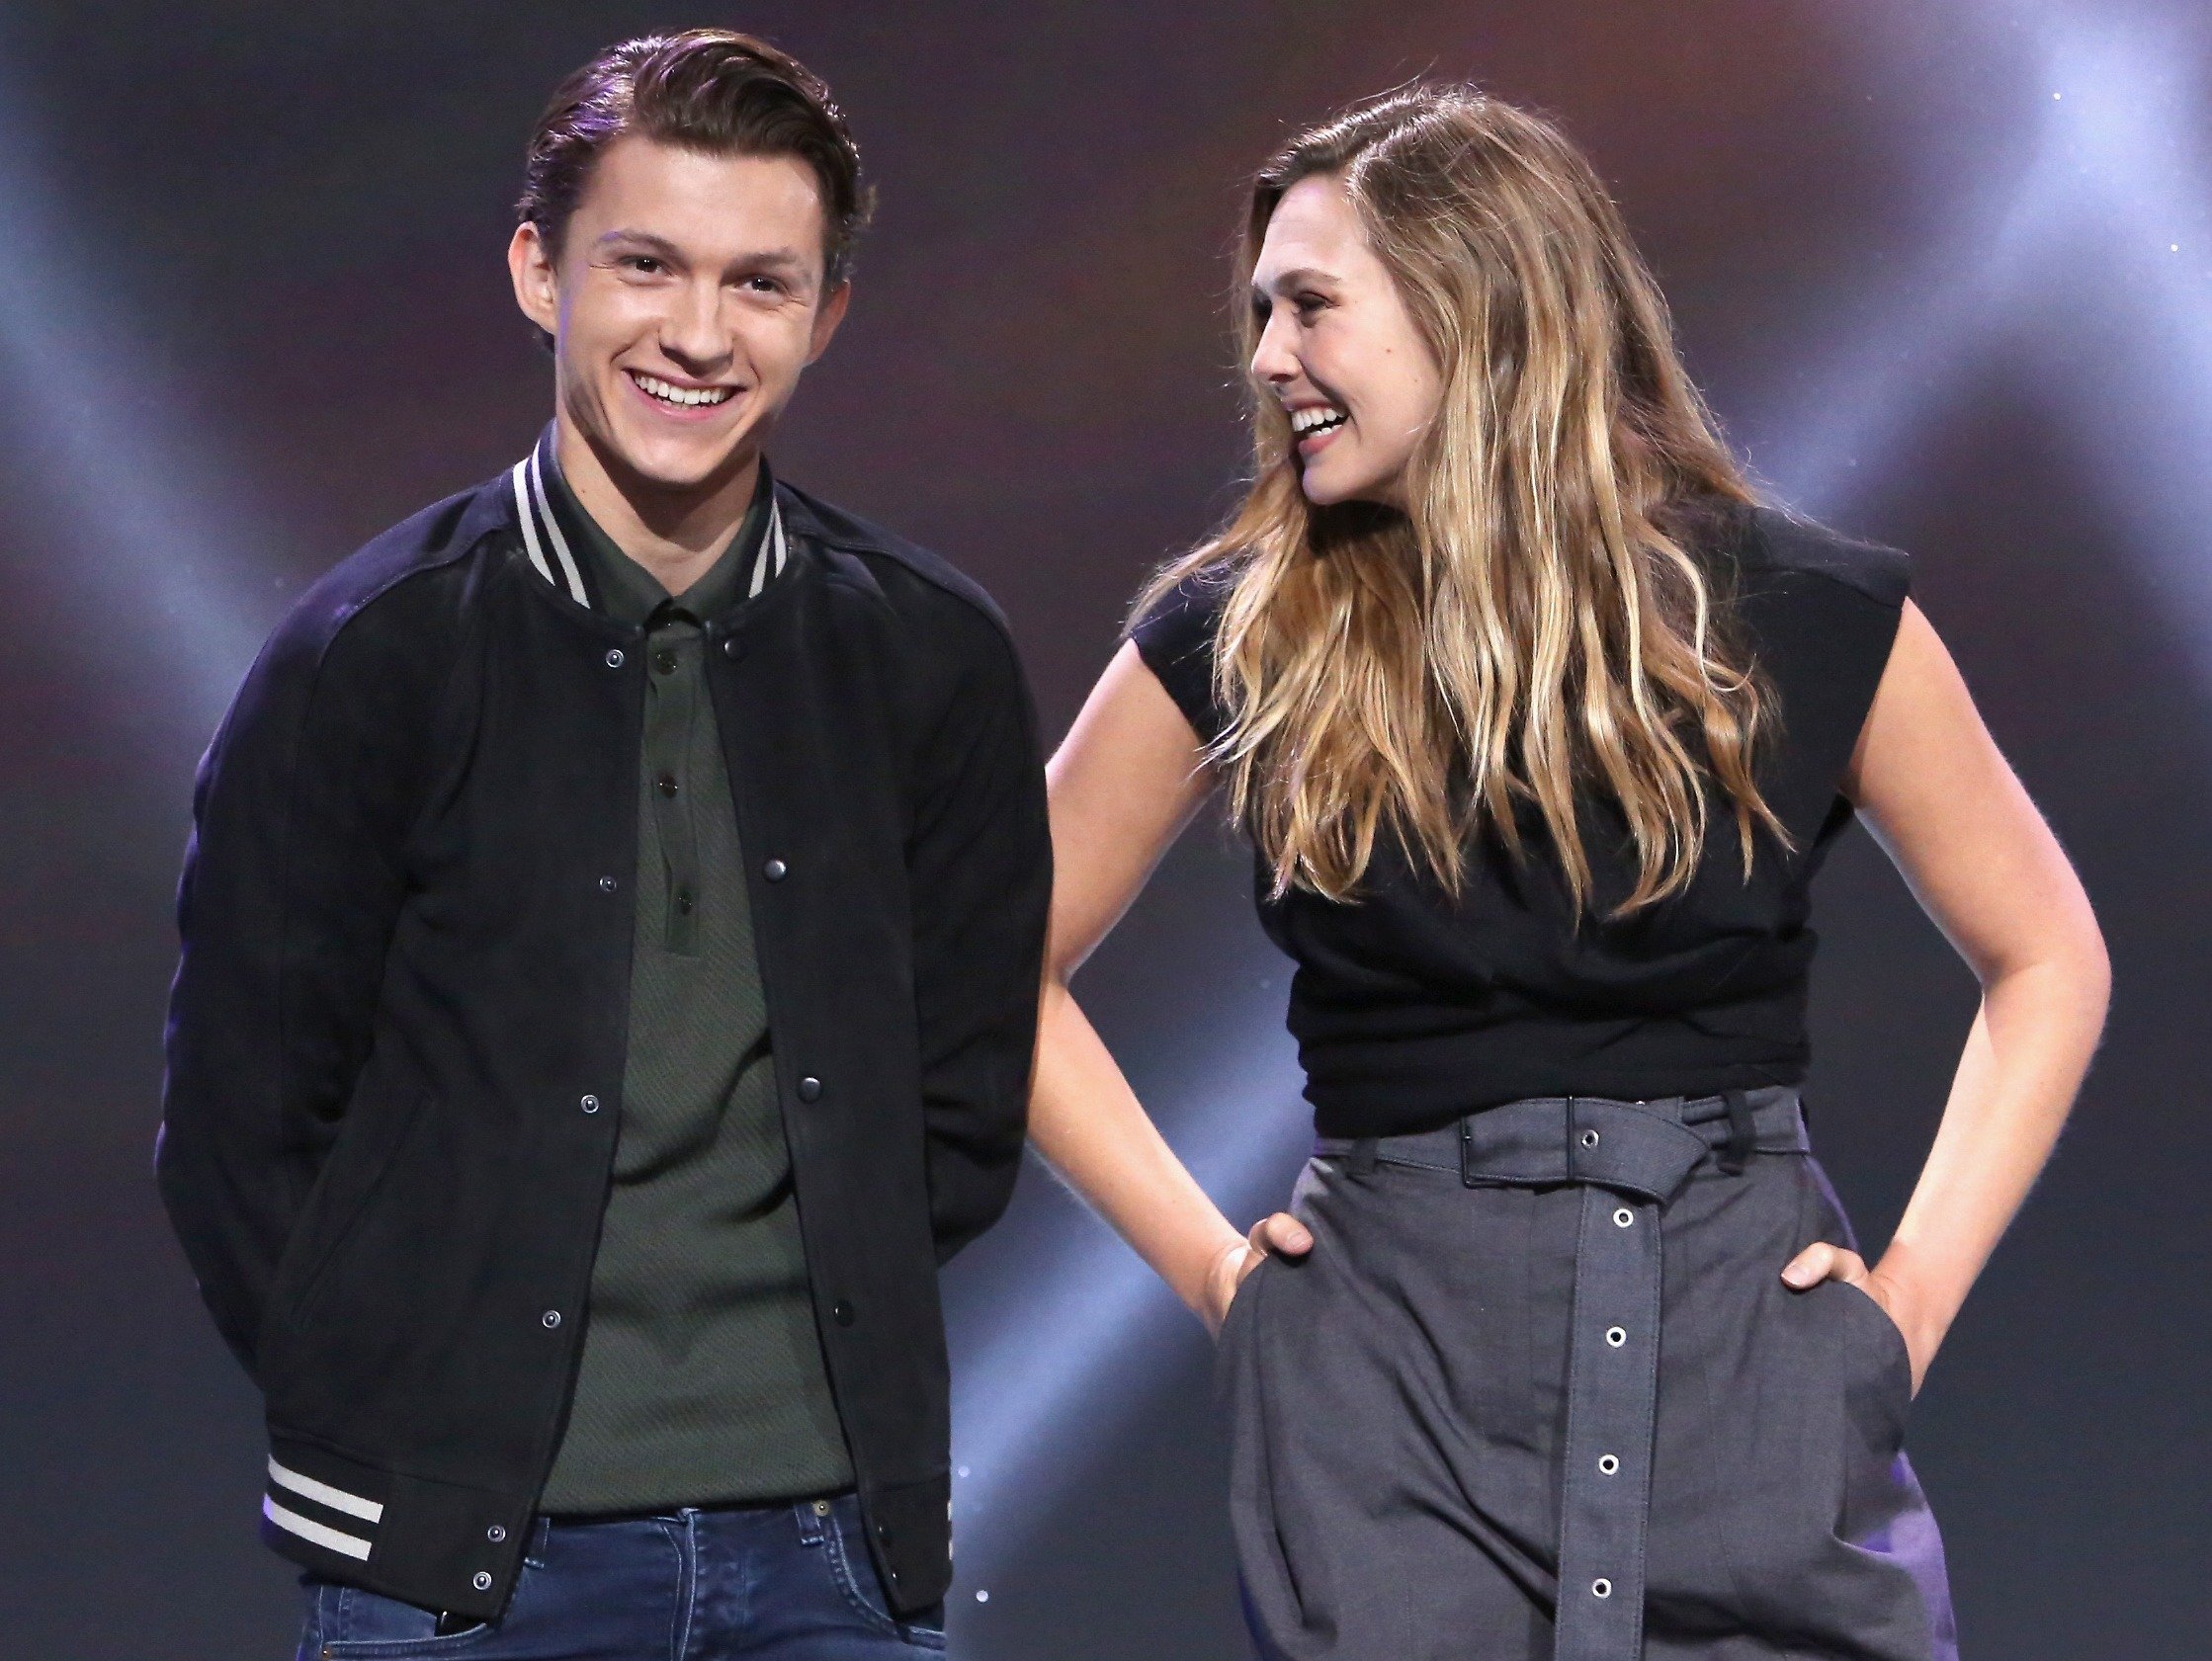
left=157, top=31, right=1050, bottom=1656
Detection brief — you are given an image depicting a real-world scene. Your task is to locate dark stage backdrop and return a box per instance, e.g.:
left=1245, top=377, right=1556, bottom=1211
left=2, top=3, right=2205, bottom=1656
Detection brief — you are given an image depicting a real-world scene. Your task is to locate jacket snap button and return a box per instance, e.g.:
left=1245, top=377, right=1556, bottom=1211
left=486, top=1524, right=507, bottom=1542
left=598, top=875, right=617, bottom=893
left=763, top=858, right=788, bottom=881
left=472, top=1571, right=493, bottom=1592
left=604, top=648, right=625, bottom=669
left=542, top=1309, right=562, bottom=1329
left=797, top=1076, right=822, bottom=1102
left=832, top=1299, right=855, bottom=1327
left=722, top=638, right=739, bottom=659
left=580, top=1095, right=600, bottom=1114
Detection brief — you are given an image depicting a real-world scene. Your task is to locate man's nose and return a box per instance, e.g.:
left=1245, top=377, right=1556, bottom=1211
left=658, top=279, right=732, bottom=374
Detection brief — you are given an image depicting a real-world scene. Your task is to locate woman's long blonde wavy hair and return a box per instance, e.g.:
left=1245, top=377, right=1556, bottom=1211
left=1137, top=86, right=1786, bottom=916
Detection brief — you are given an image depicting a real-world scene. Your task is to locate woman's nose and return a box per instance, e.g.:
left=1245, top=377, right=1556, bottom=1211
left=1249, top=306, right=1299, bottom=386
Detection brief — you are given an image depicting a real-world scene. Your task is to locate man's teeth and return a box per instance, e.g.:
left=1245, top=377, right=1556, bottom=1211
left=1291, top=406, right=1347, bottom=436
left=632, top=373, right=733, bottom=408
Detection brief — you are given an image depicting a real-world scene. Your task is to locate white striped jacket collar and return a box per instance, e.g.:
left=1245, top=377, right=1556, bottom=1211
left=508, top=438, right=788, bottom=612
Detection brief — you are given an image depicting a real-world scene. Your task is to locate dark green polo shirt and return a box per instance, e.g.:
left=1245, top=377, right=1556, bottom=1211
left=537, top=453, right=852, bottom=1513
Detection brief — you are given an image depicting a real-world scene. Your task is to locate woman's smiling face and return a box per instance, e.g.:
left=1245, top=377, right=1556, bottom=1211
left=1247, top=172, right=1444, bottom=512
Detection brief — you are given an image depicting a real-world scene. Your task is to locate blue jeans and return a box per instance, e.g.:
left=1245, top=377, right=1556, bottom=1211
left=295, top=1494, right=946, bottom=1659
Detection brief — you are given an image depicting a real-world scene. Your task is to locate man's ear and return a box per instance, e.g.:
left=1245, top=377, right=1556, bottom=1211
left=508, top=221, right=561, bottom=341
left=806, top=281, right=852, bottom=366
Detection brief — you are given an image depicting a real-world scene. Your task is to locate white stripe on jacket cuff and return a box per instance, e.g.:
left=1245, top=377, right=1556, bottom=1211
left=268, top=1455, right=384, bottom=1522
left=263, top=1495, right=374, bottom=1560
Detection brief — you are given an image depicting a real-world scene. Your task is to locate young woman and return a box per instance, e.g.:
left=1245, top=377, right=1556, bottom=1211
left=1031, top=87, right=2108, bottom=1661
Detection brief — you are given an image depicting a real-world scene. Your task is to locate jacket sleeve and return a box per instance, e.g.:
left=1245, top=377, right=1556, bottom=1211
left=906, top=610, right=1053, bottom=1264
left=155, top=596, right=424, bottom=1379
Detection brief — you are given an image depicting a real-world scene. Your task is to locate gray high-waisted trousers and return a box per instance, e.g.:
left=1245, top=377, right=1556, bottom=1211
left=1218, top=1087, right=1958, bottom=1661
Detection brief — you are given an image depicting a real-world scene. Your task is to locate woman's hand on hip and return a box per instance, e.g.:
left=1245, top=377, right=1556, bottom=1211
left=1781, top=1240, right=1938, bottom=1395
left=1206, top=1212, right=1314, bottom=1336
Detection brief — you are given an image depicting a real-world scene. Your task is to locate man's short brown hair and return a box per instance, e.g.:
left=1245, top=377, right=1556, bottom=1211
left=519, top=29, right=873, bottom=286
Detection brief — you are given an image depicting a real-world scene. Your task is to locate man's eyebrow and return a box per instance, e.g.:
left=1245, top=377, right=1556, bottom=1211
left=593, top=229, right=682, bottom=259
left=589, top=231, right=813, bottom=277
left=737, top=247, right=810, bottom=273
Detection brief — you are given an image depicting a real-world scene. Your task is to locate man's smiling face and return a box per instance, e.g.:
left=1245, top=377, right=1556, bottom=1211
left=510, top=135, right=848, bottom=500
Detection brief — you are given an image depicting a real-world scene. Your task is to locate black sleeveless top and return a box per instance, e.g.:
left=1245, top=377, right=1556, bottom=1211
left=1130, top=504, right=1908, bottom=1138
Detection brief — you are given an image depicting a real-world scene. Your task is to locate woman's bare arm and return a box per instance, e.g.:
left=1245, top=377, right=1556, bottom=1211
left=1781, top=600, right=2111, bottom=1390
left=1031, top=641, right=1306, bottom=1332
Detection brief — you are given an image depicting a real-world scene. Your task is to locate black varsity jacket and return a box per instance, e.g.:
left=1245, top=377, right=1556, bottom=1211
left=155, top=454, right=1052, bottom=1620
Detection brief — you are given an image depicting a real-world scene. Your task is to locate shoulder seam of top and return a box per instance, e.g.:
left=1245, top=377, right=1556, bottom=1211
left=775, top=482, right=1018, bottom=645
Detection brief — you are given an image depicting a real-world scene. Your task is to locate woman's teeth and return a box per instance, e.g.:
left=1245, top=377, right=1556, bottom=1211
left=1291, top=405, right=1347, bottom=437
left=631, top=372, right=733, bottom=408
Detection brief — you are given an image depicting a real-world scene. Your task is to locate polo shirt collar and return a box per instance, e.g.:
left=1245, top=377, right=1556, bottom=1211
left=508, top=426, right=786, bottom=624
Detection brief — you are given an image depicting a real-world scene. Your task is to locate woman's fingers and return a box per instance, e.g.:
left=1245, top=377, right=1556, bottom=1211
left=1780, top=1243, right=1931, bottom=1392
left=1780, top=1240, right=1867, bottom=1290
left=1202, top=1240, right=1251, bottom=1335
left=1251, top=1211, right=1314, bottom=1258
left=1207, top=1213, right=1311, bottom=1337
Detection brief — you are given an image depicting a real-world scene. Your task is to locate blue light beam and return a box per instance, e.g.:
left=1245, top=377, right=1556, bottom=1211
left=0, top=49, right=283, bottom=747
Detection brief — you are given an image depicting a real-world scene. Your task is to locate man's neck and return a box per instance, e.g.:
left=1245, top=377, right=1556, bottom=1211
left=554, top=418, right=760, bottom=600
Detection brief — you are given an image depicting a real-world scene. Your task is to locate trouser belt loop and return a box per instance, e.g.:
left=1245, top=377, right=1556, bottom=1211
left=1348, top=1136, right=1380, bottom=1177
left=1718, top=1088, right=1756, bottom=1176
left=795, top=1496, right=831, bottom=1544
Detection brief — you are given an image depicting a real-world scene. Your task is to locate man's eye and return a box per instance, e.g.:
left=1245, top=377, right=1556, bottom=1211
left=624, top=256, right=664, bottom=275
left=745, top=276, right=786, bottom=295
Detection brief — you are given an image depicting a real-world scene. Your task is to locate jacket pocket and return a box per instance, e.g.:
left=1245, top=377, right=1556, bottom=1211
left=269, top=1083, right=434, bottom=1339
